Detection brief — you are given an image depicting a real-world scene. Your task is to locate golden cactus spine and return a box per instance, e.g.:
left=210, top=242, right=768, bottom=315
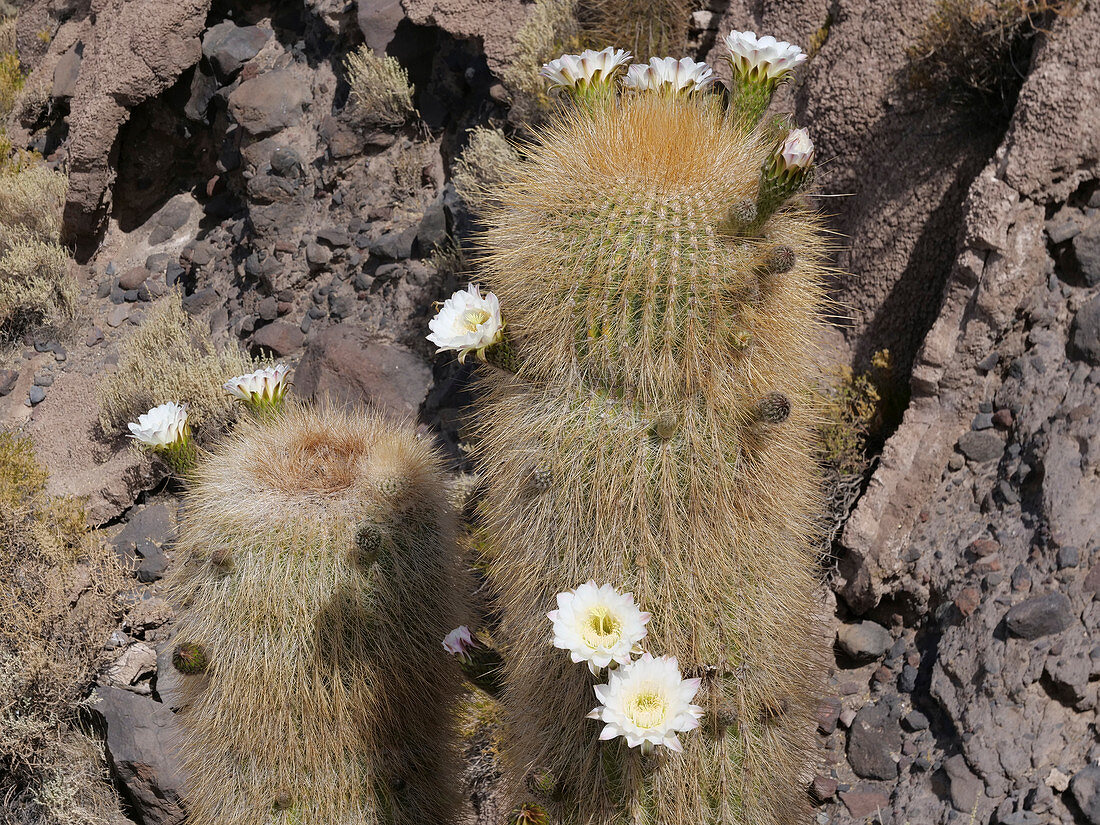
left=473, top=90, right=830, bottom=823
left=170, top=404, right=467, bottom=825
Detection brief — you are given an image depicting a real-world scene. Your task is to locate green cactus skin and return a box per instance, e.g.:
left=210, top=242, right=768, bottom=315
left=473, top=92, right=830, bottom=824
left=169, top=404, right=468, bottom=825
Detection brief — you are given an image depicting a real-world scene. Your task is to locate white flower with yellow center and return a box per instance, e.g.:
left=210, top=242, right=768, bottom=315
left=724, top=30, right=807, bottom=82
left=426, top=284, right=504, bottom=363
left=776, top=127, right=814, bottom=173
left=128, top=401, right=190, bottom=447
left=587, top=653, right=703, bottom=754
left=622, top=57, right=715, bottom=94
left=547, top=582, right=650, bottom=675
left=223, top=364, right=292, bottom=406
left=540, top=47, right=633, bottom=92
left=443, top=625, right=476, bottom=663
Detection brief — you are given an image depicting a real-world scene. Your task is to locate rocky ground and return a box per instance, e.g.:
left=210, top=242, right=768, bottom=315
left=1, top=0, right=1098, bottom=823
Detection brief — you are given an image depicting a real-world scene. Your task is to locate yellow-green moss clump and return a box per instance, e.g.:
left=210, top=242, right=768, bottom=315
left=97, top=292, right=259, bottom=441
left=0, top=430, right=127, bottom=825
left=344, top=45, right=415, bottom=126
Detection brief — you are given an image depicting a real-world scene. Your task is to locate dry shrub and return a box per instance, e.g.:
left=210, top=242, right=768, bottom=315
left=344, top=45, right=415, bottom=126
left=0, top=17, right=14, bottom=55
left=0, top=164, right=73, bottom=343
left=575, top=0, right=693, bottom=58
left=0, top=163, right=67, bottom=246
left=0, top=46, right=23, bottom=119
left=0, top=430, right=127, bottom=825
left=907, top=0, right=1077, bottom=110
left=452, top=127, right=519, bottom=214
left=500, top=0, right=579, bottom=116
left=97, top=291, right=259, bottom=441
left=0, top=236, right=76, bottom=340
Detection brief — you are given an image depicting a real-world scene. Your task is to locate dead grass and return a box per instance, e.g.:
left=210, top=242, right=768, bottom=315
left=97, top=291, right=259, bottom=442
left=452, top=127, right=520, bottom=214
left=0, top=430, right=127, bottom=825
left=500, top=0, right=579, bottom=118
left=575, top=0, right=693, bottom=58
left=344, top=45, right=415, bottom=127
left=907, top=0, right=1077, bottom=110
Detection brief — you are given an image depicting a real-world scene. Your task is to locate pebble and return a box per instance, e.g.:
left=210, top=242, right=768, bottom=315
left=1071, top=765, right=1100, bottom=825
left=107, top=305, right=132, bottom=327
left=1057, top=546, right=1080, bottom=569
left=1005, top=592, right=1075, bottom=640
left=971, top=412, right=994, bottom=430
left=902, top=710, right=929, bottom=731
left=27, top=386, right=45, bottom=405
left=837, top=620, right=893, bottom=662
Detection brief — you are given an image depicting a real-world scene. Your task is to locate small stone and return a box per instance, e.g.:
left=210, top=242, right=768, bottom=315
left=32, top=371, right=53, bottom=387
left=1057, top=546, right=1080, bottom=568
left=969, top=538, right=1000, bottom=557
left=107, top=305, right=132, bottom=327
left=202, top=21, right=272, bottom=78
left=316, top=226, right=351, bottom=248
left=816, top=697, right=842, bottom=734
left=838, top=708, right=857, bottom=728
left=305, top=242, right=332, bottom=270
left=1070, top=765, right=1100, bottom=824
left=839, top=787, right=890, bottom=819
left=847, top=702, right=901, bottom=780
left=1084, top=565, right=1100, bottom=599
left=955, top=587, right=981, bottom=616
left=901, top=710, right=929, bottom=731
left=957, top=430, right=1004, bottom=463
left=898, top=664, right=918, bottom=693
left=810, top=774, right=838, bottom=803
left=257, top=296, right=279, bottom=322
left=1005, top=591, right=1075, bottom=640
left=252, top=321, right=305, bottom=356
left=0, top=369, right=17, bottom=396
left=269, top=146, right=302, bottom=177
left=368, top=225, right=418, bottom=260
left=836, top=620, right=893, bottom=663
left=27, top=386, right=45, bottom=405
left=977, top=352, right=1000, bottom=371
left=1011, top=564, right=1032, bottom=592
left=992, top=408, right=1014, bottom=428
left=971, top=412, right=994, bottom=430
left=948, top=453, right=965, bottom=471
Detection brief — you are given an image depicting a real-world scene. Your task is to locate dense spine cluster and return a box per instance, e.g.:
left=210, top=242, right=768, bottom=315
left=461, top=37, right=830, bottom=825
left=169, top=404, right=466, bottom=825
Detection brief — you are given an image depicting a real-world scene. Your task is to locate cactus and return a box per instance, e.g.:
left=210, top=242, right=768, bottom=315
left=170, top=403, right=467, bottom=825
left=464, top=39, right=829, bottom=825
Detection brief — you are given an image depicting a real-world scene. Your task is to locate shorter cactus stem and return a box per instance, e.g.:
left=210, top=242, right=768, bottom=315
left=728, top=78, right=779, bottom=132
left=484, top=334, right=519, bottom=373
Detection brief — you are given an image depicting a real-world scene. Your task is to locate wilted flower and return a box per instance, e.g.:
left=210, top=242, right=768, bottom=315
left=128, top=401, right=189, bottom=448
left=622, top=57, right=715, bottom=94
left=587, top=652, right=703, bottom=754
left=541, top=47, right=632, bottom=93
left=426, top=284, right=504, bottom=363
left=548, top=582, right=650, bottom=675
left=776, top=127, right=814, bottom=173
left=223, top=364, right=292, bottom=408
left=724, top=30, right=807, bottom=82
left=443, top=625, right=476, bottom=663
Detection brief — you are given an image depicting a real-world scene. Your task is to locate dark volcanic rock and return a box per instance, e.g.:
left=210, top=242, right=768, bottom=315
left=839, top=786, right=890, bottom=819
left=201, top=21, right=270, bottom=78
left=90, top=686, right=187, bottom=825
left=1072, top=765, right=1100, bottom=824
left=1005, top=591, right=1075, bottom=640
left=1072, top=294, right=1100, bottom=364
left=957, top=430, right=1005, bottom=463
left=0, top=369, right=16, bottom=396
left=1073, top=219, right=1100, bottom=286
left=112, top=503, right=174, bottom=582
left=847, top=702, right=901, bottom=780
left=944, top=754, right=984, bottom=813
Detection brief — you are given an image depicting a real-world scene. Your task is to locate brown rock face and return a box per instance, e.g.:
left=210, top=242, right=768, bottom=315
left=294, top=325, right=432, bottom=420
left=58, top=0, right=211, bottom=259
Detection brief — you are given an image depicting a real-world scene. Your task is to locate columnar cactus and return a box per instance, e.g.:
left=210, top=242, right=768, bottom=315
left=461, top=35, right=829, bottom=825
left=170, top=404, right=466, bottom=825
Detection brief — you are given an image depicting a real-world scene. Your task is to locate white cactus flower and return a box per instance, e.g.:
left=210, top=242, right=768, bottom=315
left=128, top=402, right=190, bottom=448
left=223, top=364, right=292, bottom=405
left=622, top=57, right=715, bottom=94
left=587, top=652, right=703, bottom=754
left=548, top=581, right=650, bottom=675
left=541, top=47, right=633, bottom=91
left=777, top=127, right=815, bottom=172
left=443, top=625, right=476, bottom=662
left=426, top=284, right=504, bottom=363
left=724, top=30, right=807, bottom=82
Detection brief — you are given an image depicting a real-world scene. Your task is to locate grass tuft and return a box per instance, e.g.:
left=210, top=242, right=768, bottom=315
left=344, top=45, right=415, bottom=127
